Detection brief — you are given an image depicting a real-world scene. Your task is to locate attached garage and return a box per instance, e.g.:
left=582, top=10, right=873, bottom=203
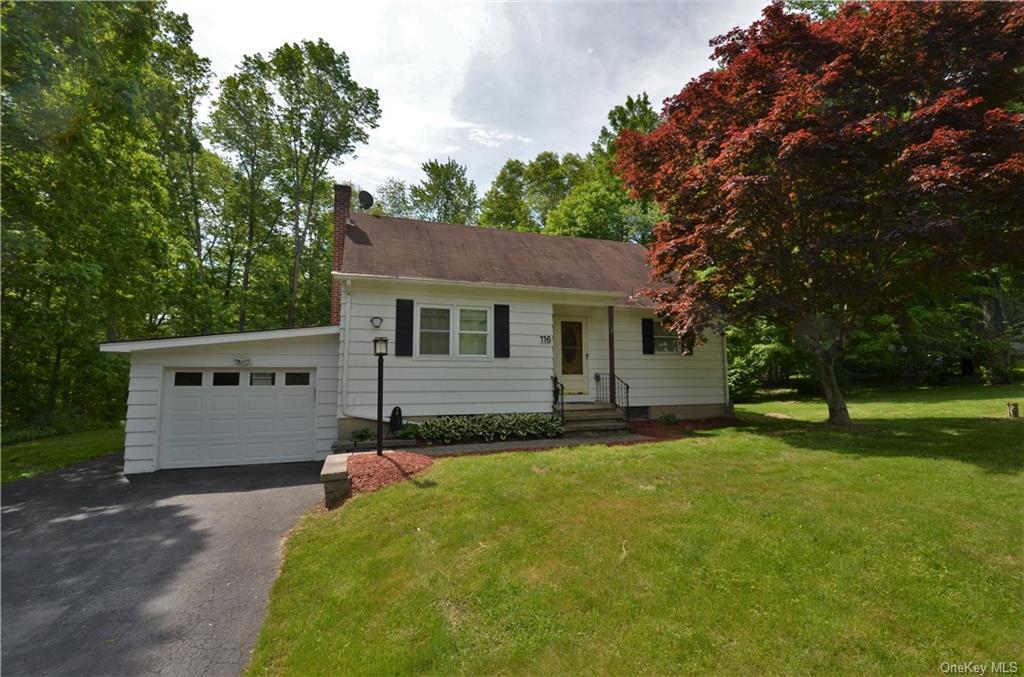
left=160, top=368, right=316, bottom=469
left=101, top=326, right=340, bottom=473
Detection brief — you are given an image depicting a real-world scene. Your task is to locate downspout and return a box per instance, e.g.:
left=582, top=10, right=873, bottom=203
left=607, top=305, right=616, bottom=407
left=721, top=329, right=732, bottom=416
left=340, top=278, right=354, bottom=416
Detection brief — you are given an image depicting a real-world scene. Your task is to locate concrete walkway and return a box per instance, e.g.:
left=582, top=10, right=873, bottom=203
left=409, top=432, right=653, bottom=457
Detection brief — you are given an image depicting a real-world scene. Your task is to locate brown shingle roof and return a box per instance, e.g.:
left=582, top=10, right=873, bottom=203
left=342, top=213, right=654, bottom=303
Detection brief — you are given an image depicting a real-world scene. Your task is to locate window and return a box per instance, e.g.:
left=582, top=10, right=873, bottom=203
left=250, top=372, right=275, bottom=386
left=174, top=371, right=202, bottom=386
left=285, top=372, right=310, bottom=386
left=653, top=324, right=680, bottom=354
left=458, top=308, right=489, bottom=356
left=212, top=372, right=240, bottom=386
left=418, top=306, right=451, bottom=356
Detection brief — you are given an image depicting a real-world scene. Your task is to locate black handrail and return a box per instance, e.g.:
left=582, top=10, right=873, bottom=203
left=551, top=375, right=565, bottom=423
left=594, top=372, right=630, bottom=420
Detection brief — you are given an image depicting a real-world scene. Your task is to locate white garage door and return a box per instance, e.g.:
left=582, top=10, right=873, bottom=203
left=160, top=369, right=316, bottom=469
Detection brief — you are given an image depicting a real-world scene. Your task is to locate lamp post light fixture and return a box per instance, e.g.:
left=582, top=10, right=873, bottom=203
left=372, top=337, right=389, bottom=455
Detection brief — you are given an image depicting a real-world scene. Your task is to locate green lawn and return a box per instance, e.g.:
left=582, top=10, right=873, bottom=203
left=249, top=383, right=1023, bottom=675
left=1, top=427, right=125, bottom=483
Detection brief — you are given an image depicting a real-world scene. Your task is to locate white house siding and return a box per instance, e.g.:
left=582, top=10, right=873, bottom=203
left=120, top=334, right=339, bottom=473
left=582, top=305, right=728, bottom=408
left=339, top=280, right=559, bottom=421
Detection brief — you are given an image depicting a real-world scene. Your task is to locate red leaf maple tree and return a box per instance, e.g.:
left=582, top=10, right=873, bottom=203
left=617, top=1, right=1023, bottom=424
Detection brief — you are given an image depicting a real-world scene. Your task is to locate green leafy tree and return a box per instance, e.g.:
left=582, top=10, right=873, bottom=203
left=208, top=55, right=279, bottom=330
left=1, top=2, right=177, bottom=423
left=523, top=151, right=582, bottom=228
left=409, top=158, right=479, bottom=224
left=372, top=177, right=414, bottom=218
left=260, top=39, right=381, bottom=326
left=479, top=159, right=536, bottom=231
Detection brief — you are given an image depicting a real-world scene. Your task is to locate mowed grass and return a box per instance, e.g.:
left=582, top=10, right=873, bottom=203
left=1, top=426, right=125, bottom=483
left=249, top=384, right=1023, bottom=675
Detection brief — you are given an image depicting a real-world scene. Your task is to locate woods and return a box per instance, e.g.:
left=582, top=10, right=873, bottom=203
left=1, top=2, right=379, bottom=427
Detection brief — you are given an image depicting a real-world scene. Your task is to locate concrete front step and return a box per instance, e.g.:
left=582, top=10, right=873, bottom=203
left=563, top=419, right=631, bottom=434
left=563, top=402, right=619, bottom=412
left=563, top=409, right=626, bottom=422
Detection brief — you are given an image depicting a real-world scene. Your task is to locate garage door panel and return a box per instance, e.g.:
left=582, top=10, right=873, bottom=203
left=245, top=417, right=277, bottom=434
left=160, top=369, right=316, bottom=469
left=207, top=418, right=239, bottom=435
left=169, top=395, right=202, bottom=412
left=211, top=395, right=241, bottom=411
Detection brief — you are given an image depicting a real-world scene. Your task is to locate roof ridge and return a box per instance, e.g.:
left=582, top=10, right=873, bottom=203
left=349, top=212, right=646, bottom=248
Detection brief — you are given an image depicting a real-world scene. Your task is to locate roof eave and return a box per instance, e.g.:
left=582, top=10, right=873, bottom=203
left=99, top=325, right=339, bottom=353
left=332, top=271, right=640, bottom=300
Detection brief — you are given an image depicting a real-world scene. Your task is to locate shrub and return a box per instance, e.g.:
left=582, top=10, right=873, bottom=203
left=417, top=413, right=563, bottom=445
left=2, top=425, right=60, bottom=446
left=351, top=428, right=375, bottom=443
left=658, top=413, right=680, bottom=426
left=391, top=423, right=420, bottom=439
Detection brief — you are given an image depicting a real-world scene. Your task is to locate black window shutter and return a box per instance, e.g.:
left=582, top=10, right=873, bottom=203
left=494, top=304, right=510, bottom=358
left=395, top=299, right=414, bottom=356
left=641, top=318, right=655, bottom=354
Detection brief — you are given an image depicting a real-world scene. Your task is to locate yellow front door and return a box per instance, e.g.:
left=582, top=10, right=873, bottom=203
left=555, top=318, right=588, bottom=394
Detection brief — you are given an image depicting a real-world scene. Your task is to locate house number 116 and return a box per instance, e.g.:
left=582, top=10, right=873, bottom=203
left=539, top=335, right=552, bottom=344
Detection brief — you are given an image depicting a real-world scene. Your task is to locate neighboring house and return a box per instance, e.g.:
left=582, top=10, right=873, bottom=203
left=100, top=185, right=730, bottom=473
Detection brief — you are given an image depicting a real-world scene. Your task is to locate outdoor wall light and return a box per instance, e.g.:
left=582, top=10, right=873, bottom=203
left=370, top=316, right=383, bottom=328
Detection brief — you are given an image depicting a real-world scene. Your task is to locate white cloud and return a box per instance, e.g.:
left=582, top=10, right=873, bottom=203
left=170, top=0, right=766, bottom=195
left=466, top=127, right=533, bottom=148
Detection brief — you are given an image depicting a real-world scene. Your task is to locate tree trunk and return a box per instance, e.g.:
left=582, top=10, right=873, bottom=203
left=47, top=343, right=63, bottom=418
left=814, top=351, right=851, bottom=425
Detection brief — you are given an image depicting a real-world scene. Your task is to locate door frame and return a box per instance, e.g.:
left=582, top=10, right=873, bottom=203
left=553, top=316, right=589, bottom=395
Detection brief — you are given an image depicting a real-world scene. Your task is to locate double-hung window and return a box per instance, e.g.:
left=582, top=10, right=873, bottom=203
left=416, top=305, right=491, bottom=358
left=457, top=308, right=489, bottom=357
left=418, top=306, right=451, bottom=356
left=653, top=324, right=681, bottom=354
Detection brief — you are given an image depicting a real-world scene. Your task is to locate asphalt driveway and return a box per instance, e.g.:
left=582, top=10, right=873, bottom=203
left=1, top=453, right=322, bottom=676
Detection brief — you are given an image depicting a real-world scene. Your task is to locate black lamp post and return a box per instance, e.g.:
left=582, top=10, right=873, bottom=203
left=372, top=336, right=388, bottom=456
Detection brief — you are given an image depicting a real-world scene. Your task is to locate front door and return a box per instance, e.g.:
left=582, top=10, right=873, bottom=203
left=555, top=318, right=588, bottom=394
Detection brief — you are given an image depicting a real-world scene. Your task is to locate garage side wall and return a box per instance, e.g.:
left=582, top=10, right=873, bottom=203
left=122, top=334, right=339, bottom=473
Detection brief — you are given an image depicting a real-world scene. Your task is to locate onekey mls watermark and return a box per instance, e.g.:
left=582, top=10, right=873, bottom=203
left=940, top=662, right=1019, bottom=675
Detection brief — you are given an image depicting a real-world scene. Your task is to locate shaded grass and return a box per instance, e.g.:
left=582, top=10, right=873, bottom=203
left=249, top=384, right=1023, bottom=674
left=1, top=426, right=125, bottom=483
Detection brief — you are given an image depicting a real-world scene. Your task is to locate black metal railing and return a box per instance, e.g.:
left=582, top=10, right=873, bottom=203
left=551, top=375, right=565, bottom=422
left=594, top=373, right=630, bottom=420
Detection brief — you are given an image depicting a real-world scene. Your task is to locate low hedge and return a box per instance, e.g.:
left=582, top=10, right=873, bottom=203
left=418, top=413, right=563, bottom=445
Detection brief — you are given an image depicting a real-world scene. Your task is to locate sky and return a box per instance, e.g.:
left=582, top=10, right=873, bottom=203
left=170, top=0, right=767, bottom=195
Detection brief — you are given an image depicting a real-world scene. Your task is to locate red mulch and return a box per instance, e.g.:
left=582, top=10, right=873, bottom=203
left=347, top=451, right=433, bottom=495
left=629, top=417, right=740, bottom=440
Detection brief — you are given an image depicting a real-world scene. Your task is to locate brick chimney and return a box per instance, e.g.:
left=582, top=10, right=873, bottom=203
left=331, top=184, right=352, bottom=325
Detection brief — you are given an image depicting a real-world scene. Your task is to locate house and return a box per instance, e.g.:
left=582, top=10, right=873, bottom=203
left=100, top=185, right=731, bottom=473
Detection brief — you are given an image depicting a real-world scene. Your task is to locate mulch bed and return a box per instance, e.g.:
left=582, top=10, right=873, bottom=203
left=628, top=417, right=740, bottom=440
left=347, top=451, right=433, bottom=495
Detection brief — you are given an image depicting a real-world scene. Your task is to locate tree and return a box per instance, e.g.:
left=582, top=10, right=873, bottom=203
left=593, top=92, right=660, bottom=157
left=618, top=2, right=1024, bottom=424
left=409, top=158, right=479, bottom=224
left=262, top=39, right=380, bottom=327
left=523, top=151, right=583, bottom=228
left=1, top=2, right=177, bottom=423
left=479, top=159, right=536, bottom=231
left=208, top=55, right=278, bottom=330
left=372, top=177, right=414, bottom=218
